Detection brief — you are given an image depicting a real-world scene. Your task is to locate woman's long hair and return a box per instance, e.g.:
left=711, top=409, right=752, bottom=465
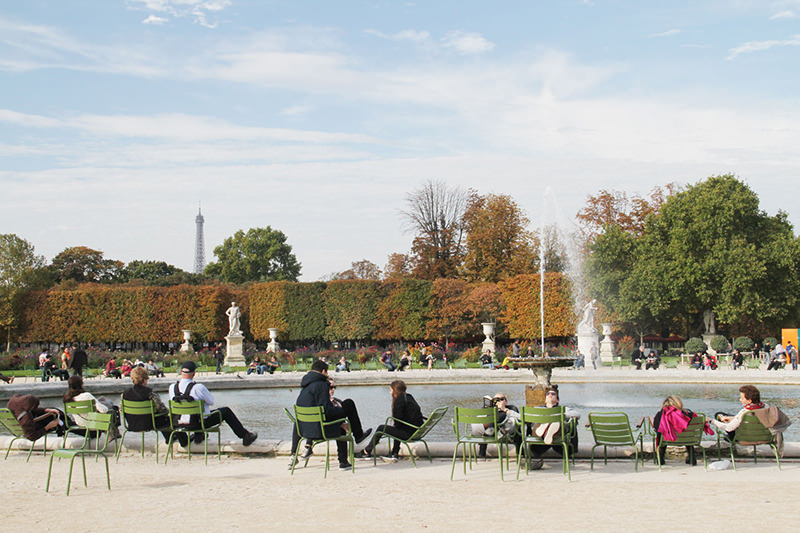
left=662, top=395, right=683, bottom=410
left=390, top=380, right=407, bottom=411
left=63, top=375, right=85, bottom=403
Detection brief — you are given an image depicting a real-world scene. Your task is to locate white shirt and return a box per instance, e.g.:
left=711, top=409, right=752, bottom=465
left=169, top=378, right=215, bottom=423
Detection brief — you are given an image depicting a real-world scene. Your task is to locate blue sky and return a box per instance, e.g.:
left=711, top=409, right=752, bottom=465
left=1, top=0, right=798, bottom=280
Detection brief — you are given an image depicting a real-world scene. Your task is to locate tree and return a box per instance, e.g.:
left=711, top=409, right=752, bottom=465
left=0, top=234, right=46, bottom=349
left=383, top=253, right=413, bottom=281
left=401, top=180, right=468, bottom=279
left=587, top=175, right=800, bottom=336
left=205, top=227, right=301, bottom=284
left=576, top=184, right=680, bottom=244
left=49, top=246, right=124, bottom=283
left=461, top=192, right=537, bottom=282
left=325, top=259, right=382, bottom=281
left=123, top=260, right=183, bottom=283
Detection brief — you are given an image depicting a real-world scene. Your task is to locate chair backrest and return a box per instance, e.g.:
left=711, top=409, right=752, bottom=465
left=734, top=412, right=774, bottom=445
left=588, top=412, right=636, bottom=446
left=521, top=406, right=567, bottom=442
left=120, top=398, right=157, bottom=431
left=168, top=399, right=207, bottom=430
left=283, top=407, right=296, bottom=425
left=453, top=407, right=498, bottom=439
left=64, top=399, right=95, bottom=417
left=408, top=407, right=448, bottom=440
left=294, top=405, right=343, bottom=440
left=0, top=408, right=25, bottom=438
left=663, top=413, right=705, bottom=446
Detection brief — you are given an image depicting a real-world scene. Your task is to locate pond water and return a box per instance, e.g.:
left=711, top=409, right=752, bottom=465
left=183, top=382, right=800, bottom=443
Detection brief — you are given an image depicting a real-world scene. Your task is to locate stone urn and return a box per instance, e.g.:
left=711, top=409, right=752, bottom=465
left=267, top=328, right=280, bottom=353
left=180, top=329, right=192, bottom=352
left=481, top=322, right=496, bottom=356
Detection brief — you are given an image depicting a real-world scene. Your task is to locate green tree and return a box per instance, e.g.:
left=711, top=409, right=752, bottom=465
left=205, top=227, right=301, bottom=284
left=0, top=234, right=46, bottom=348
left=50, top=246, right=123, bottom=283
left=587, top=175, right=800, bottom=336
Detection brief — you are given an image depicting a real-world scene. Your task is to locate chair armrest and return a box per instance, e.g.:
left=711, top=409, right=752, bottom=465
left=384, top=416, right=422, bottom=432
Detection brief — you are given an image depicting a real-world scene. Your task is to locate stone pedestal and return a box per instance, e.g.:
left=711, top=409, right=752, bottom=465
left=599, top=323, right=616, bottom=364
left=702, top=334, right=717, bottom=356
left=267, top=328, right=280, bottom=353
left=180, top=330, right=192, bottom=352
left=225, top=334, right=246, bottom=367
left=577, top=333, right=600, bottom=370
left=481, top=322, right=496, bottom=356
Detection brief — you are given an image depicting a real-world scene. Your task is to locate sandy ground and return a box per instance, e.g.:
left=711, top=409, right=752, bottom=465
left=2, top=449, right=799, bottom=532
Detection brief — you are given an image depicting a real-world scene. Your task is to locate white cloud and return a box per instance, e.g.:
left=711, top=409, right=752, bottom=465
left=770, top=10, right=797, bottom=19
left=727, top=34, right=800, bottom=59
left=127, top=0, right=231, bottom=28
left=441, top=31, right=495, bottom=55
left=364, top=29, right=431, bottom=44
left=650, top=29, right=681, bottom=37
left=279, top=105, right=313, bottom=116
left=142, top=15, right=168, bottom=24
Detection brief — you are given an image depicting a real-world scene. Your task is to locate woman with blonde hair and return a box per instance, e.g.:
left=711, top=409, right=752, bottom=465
left=653, top=395, right=702, bottom=466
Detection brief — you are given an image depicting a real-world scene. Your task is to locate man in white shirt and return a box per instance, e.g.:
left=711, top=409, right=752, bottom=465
left=169, top=361, right=257, bottom=446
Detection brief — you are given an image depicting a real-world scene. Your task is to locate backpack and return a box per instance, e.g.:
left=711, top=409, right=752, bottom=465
left=172, top=381, right=201, bottom=427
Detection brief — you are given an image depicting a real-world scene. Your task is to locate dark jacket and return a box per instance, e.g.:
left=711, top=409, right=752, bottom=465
left=295, top=371, right=343, bottom=439
left=392, top=393, right=424, bottom=432
left=70, top=348, right=88, bottom=370
left=121, top=384, right=169, bottom=432
left=7, top=394, right=52, bottom=441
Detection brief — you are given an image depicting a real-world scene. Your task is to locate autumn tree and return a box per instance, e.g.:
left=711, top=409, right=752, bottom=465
left=383, top=253, right=413, bottom=281
left=401, top=180, right=468, bottom=279
left=461, top=192, right=537, bottom=282
left=325, top=259, right=382, bottom=281
left=576, top=184, right=680, bottom=243
left=205, top=227, right=301, bottom=284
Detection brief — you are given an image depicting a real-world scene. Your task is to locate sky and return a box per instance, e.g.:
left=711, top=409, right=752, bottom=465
left=1, top=0, right=799, bottom=281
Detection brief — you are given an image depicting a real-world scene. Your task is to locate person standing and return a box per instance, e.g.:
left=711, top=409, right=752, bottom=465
left=70, top=343, right=88, bottom=377
left=787, top=342, right=798, bottom=371
left=39, top=349, right=50, bottom=381
left=214, top=343, right=225, bottom=375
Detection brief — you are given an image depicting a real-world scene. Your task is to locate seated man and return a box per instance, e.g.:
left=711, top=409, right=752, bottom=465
left=767, top=346, right=786, bottom=370
left=380, top=349, right=397, bottom=371
left=526, top=386, right=580, bottom=469
left=122, top=366, right=172, bottom=442
left=691, top=352, right=703, bottom=370
left=335, top=355, right=350, bottom=373
left=631, top=345, right=645, bottom=370
left=290, top=360, right=372, bottom=470
left=645, top=350, right=660, bottom=370
left=169, top=361, right=257, bottom=446
left=144, top=359, right=165, bottom=378
left=480, top=351, right=495, bottom=369
left=265, top=355, right=279, bottom=375
left=472, top=392, right=521, bottom=459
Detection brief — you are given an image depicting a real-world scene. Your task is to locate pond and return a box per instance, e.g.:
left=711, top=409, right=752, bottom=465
left=158, top=382, right=800, bottom=443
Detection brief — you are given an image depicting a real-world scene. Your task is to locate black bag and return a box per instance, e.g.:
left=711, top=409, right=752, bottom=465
left=172, top=381, right=201, bottom=428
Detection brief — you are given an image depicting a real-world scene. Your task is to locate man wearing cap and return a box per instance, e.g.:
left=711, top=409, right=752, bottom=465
left=169, top=361, right=258, bottom=446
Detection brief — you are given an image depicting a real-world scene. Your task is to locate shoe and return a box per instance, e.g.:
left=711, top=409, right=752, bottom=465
left=380, top=455, right=399, bottom=463
left=339, top=461, right=352, bottom=470
left=8, top=376, right=13, bottom=384
left=192, top=433, right=205, bottom=445
left=357, top=449, right=372, bottom=459
left=529, top=458, right=544, bottom=470
left=242, top=431, right=258, bottom=446
left=356, top=428, right=373, bottom=445
left=300, top=445, right=313, bottom=459
left=288, top=457, right=298, bottom=470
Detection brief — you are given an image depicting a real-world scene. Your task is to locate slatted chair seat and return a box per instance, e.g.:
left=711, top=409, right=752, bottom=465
left=367, top=407, right=448, bottom=467
left=451, top=406, right=515, bottom=481
left=165, top=400, right=222, bottom=465
left=117, top=398, right=167, bottom=463
left=46, top=412, right=114, bottom=496
left=517, top=406, right=573, bottom=480
left=717, top=411, right=781, bottom=470
left=655, top=413, right=708, bottom=470
left=291, top=405, right=355, bottom=478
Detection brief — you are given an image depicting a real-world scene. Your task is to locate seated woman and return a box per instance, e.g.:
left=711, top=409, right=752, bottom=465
left=247, top=356, right=264, bottom=375
left=120, top=359, right=134, bottom=377
left=358, top=380, right=424, bottom=462
left=653, top=395, right=709, bottom=466
left=398, top=350, right=411, bottom=371
left=122, top=366, right=172, bottom=442
left=7, top=394, right=67, bottom=439
left=64, top=375, right=120, bottom=437
left=105, top=357, right=122, bottom=379
left=526, top=385, right=580, bottom=469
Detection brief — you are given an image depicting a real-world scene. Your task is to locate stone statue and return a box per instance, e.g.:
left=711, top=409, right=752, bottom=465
left=577, top=299, right=597, bottom=335
left=703, top=309, right=716, bottom=335
left=226, top=302, right=242, bottom=336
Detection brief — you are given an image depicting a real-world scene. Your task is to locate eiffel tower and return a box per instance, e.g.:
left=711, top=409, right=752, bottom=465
left=193, top=206, right=205, bottom=274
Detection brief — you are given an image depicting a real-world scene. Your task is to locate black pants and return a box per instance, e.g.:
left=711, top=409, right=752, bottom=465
left=363, top=424, right=413, bottom=456
left=205, top=407, right=248, bottom=439
left=290, top=399, right=366, bottom=463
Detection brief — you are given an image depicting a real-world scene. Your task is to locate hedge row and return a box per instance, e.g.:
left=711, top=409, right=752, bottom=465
left=17, top=273, right=575, bottom=343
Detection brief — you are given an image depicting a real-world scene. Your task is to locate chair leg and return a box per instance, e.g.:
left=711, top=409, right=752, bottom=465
left=450, top=443, right=460, bottom=480
left=45, top=454, right=56, bottom=492
left=103, top=454, right=111, bottom=490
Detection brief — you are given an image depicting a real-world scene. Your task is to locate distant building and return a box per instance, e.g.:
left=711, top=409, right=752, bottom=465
left=194, top=206, right=205, bottom=274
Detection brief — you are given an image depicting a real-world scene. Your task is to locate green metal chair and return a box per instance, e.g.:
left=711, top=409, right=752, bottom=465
left=453, top=359, right=467, bottom=369
left=517, top=406, right=573, bottom=481
left=0, top=407, right=56, bottom=461
left=165, top=400, right=222, bottom=465
left=279, top=361, right=293, bottom=373
left=746, top=358, right=762, bottom=370
left=116, top=398, right=166, bottom=463
left=368, top=407, right=448, bottom=467
left=45, top=412, right=113, bottom=496
left=364, top=360, right=379, bottom=371
left=586, top=412, right=644, bottom=471
left=716, top=412, right=781, bottom=470
left=291, top=405, right=355, bottom=478
left=62, top=400, right=95, bottom=445
left=654, top=413, right=708, bottom=470
left=451, top=406, right=514, bottom=481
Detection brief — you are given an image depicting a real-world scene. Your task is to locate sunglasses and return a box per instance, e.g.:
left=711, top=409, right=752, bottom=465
left=546, top=391, right=558, bottom=396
